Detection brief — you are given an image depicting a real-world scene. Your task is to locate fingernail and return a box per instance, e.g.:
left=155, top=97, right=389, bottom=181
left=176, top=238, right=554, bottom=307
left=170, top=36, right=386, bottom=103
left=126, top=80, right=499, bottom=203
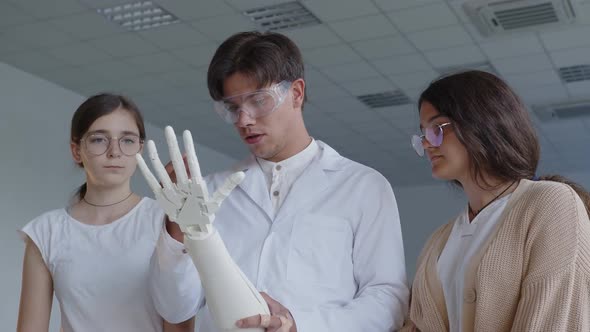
left=235, top=320, right=243, bottom=327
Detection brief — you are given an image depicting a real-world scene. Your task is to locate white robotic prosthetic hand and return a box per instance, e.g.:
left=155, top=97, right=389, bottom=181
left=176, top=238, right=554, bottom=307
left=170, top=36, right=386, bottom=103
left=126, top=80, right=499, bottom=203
left=136, top=126, right=270, bottom=332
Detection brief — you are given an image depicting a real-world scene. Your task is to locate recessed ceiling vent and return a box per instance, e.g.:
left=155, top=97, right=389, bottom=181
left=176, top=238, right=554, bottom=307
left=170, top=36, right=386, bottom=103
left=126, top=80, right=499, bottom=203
left=243, top=1, right=321, bottom=31
left=97, top=1, right=179, bottom=31
left=463, top=0, right=578, bottom=36
left=558, top=64, right=590, bottom=83
left=357, top=90, right=412, bottom=108
left=533, top=100, right=590, bottom=121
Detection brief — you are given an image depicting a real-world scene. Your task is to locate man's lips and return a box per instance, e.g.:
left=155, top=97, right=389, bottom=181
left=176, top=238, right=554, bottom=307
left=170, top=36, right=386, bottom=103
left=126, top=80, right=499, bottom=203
left=244, top=133, right=264, bottom=144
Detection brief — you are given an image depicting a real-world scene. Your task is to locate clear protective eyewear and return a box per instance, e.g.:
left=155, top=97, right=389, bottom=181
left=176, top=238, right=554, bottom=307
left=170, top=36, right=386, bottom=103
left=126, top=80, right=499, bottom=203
left=213, top=81, right=292, bottom=124
left=411, top=122, right=452, bottom=157
left=81, top=133, right=143, bottom=156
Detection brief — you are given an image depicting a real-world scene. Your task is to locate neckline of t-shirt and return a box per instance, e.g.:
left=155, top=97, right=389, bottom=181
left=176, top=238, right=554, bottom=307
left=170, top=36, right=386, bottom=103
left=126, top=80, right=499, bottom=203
left=63, top=197, right=147, bottom=229
left=461, top=193, right=513, bottom=226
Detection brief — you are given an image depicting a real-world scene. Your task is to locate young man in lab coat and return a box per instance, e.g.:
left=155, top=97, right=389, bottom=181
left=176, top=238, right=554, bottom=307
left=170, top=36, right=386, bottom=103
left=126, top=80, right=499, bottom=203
left=150, top=31, right=409, bottom=331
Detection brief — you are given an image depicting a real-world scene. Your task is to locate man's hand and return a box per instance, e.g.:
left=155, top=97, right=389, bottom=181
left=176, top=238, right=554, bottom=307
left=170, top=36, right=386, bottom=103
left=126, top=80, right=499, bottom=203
left=136, top=126, right=244, bottom=236
left=236, top=293, right=296, bottom=332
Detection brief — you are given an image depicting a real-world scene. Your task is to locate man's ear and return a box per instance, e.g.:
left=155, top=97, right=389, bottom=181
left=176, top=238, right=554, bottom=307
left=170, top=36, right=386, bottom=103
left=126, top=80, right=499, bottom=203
left=71, top=141, right=83, bottom=166
left=291, top=78, right=305, bottom=109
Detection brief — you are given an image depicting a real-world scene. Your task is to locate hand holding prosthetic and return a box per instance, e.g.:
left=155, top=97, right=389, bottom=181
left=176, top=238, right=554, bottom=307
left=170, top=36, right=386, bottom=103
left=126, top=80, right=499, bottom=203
left=136, top=126, right=270, bottom=331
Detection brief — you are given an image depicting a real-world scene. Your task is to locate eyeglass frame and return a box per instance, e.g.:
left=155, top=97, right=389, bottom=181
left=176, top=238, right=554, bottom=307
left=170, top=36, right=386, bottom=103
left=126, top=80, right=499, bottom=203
left=213, top=80, right=292, bottom=124
left=79, top=132, right=144, bottom=156
left=411, top=122, right=452, bottom=157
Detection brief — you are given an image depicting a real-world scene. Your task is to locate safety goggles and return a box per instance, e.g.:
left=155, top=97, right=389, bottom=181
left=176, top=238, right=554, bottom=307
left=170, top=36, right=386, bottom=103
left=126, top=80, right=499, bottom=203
left=213, top=81, right=292, bottom=124
left=411, top=122, right=452, bottom=157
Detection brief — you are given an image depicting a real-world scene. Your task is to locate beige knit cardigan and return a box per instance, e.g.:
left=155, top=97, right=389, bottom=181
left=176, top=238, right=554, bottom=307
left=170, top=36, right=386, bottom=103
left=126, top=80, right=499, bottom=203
left=402, top=179, right=590, bottom=332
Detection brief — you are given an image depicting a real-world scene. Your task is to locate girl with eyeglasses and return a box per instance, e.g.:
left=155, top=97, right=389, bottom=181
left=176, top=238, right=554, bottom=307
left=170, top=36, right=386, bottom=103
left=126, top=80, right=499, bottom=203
left=17, top=94, right=194, bottom=332
left=402, top=71, right=590, bottom=332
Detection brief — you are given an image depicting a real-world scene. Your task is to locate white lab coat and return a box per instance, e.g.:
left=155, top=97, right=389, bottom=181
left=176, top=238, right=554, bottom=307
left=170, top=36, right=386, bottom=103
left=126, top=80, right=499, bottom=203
left=150, top=141, right=409, bottom=331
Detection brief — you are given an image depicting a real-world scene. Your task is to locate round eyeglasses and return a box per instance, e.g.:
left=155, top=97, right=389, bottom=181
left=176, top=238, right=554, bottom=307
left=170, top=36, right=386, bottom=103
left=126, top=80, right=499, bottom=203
left=81, top=133, right=143, bottom=156
left=213, top=81, right=292, bottom=124
left=411, top=122, right=452, bottom=157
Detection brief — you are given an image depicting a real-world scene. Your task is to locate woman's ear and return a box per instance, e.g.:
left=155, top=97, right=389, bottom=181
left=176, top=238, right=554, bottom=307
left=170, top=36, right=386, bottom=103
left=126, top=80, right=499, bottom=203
left=291, top=78, right=305, bottom=109
left=70, top=141, right=83, bottom=166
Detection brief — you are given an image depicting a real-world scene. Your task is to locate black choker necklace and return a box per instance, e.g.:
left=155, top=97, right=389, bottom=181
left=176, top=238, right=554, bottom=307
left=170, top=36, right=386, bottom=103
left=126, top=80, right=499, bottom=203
left=83, top=192, right=133, bottom=207
left=468, top=181, right=516, bottom=217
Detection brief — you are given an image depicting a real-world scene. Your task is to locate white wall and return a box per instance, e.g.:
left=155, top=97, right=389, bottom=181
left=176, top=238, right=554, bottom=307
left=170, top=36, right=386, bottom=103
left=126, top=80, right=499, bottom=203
left=0, top=62, right=235, bottom=331
left=394, top=183, right=465, bottom=280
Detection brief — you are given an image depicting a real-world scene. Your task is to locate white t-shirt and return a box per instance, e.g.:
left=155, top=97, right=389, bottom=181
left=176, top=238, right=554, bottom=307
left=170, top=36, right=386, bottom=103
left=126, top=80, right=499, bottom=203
left=21, top=197, right=166, bottom=332
left=437, top=194, right=511, bottom=332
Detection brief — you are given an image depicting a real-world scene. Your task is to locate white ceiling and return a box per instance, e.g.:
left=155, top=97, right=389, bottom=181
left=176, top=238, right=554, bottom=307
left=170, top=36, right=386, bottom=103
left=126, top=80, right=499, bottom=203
left=1, top=0, right=590, bottom=186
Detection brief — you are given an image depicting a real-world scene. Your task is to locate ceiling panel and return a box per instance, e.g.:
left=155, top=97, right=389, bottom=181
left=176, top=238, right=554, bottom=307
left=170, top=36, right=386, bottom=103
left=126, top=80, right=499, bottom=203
left=389, top=70, right=439, bottom=91
left=191, top=14, right=257, bottom=42
left=374, top=0, right=440, bottom=12
left=503, top=70, right=563, bottom=90
left=138, top=23, right=208, bottom=50
left=123, top=52, right=193, bottom=74
left=566, top=81, right=590, bottom=98
left=340, top=76, right=397, bottom=95
left=320, top=61, right=381, bottom=82
left=283, top=25, right=342, bottom=50
left=2, top=22, right=76, bottom=49
left=388, top=2, right=458, bottom=33
left=8, top=0, right=87, bottom=19
left=407, top=25, right=473, bottom=51
left=169, top=42, right=219, bottom=69
left=549, top=46, right=590, bottom=67
left=479, top=35, right=545, bottom=59
left=303, top=0, right=380, bottom=21
left=0, top=2, right=35, bottom=28
left=351, top=36, right=416, bottom=59
left=492, top=53, right=554, bottom=75
left=48, top=11, right=124, bottom=40
left=0, top=51, right=68, bottom=72
left=371, top=54, right=433, bottom=75
left=329, top=14, right=398, bottom=42
left=90, top=34, right=161, bottom=57
left=157, top=0, right=235, bottom=20
left=223, top=0, right=292, bottom=11
left=84, top=60, right=147, bottom=80
left=47, top=42, right=114, bottom=66
left=518, top=83, right=569, bottom=105
left=540, top=25, right=590, bottom=51
left=303, top=44, right=363, bottom=67
left=424, top=44, right=486, bottom=68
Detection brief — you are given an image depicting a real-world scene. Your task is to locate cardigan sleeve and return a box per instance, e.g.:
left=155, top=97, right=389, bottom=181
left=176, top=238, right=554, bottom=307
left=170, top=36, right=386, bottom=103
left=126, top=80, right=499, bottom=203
left=510, top=182, right=590, bottom=332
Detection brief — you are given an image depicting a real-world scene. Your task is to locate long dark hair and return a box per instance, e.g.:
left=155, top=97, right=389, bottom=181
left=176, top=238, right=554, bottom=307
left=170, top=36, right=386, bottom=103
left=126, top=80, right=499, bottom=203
left=71, top=93, right=145, bottom=200
left=419, top=70, right=589, bottom=212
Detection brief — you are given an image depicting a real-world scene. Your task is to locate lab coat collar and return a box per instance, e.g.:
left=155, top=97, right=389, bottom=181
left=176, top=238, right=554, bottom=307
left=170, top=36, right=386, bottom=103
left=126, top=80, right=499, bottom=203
left=232, top=140, right=344, bottom=221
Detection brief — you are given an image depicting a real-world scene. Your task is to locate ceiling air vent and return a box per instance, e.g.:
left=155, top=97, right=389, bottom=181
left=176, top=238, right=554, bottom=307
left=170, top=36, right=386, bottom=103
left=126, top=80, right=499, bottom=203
left=357, top=90, right=412, bottom=108
left=558, top=64, right=590, bottom=83
left=97, top=1, right=179, bottom=31
left=533, top=100, right=590, bottom=121
left=463, top=0, right=577, bottom=36
left=243, top=1, right=321, bottom=32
